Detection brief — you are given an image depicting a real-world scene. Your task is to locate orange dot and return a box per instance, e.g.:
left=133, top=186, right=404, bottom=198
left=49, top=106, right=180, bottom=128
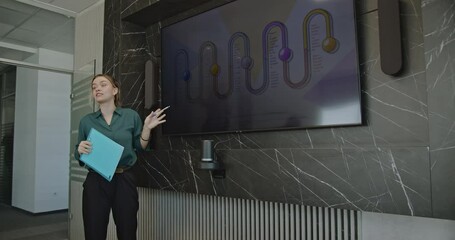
left=322, top=37, right=338, bottom=53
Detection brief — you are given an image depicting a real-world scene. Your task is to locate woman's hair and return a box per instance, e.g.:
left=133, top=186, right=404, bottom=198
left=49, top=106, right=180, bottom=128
left=92, top=74, right=121, bottom=106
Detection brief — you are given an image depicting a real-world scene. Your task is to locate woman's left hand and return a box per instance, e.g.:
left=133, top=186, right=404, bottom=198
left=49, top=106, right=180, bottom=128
left=144, top=107, right=167, bottom=130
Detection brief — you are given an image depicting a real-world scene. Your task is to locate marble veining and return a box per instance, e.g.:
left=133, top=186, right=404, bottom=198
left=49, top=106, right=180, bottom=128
left=422, top=0, right=455, bottom=220
left=100, top=0, right=455, bottom=219
left=133, top=146, right=431, bottom=216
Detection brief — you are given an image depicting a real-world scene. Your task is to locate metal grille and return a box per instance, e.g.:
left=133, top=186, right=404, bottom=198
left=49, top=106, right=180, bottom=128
left=107, top=189, right=360, bottom=240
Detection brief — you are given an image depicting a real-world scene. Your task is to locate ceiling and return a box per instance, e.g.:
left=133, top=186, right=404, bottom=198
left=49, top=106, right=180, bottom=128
left=0, top=0, right=101, bottom=71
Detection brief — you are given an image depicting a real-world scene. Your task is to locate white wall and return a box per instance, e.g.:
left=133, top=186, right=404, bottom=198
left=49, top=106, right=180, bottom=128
left=74, top=1, right=104, bottom=71
left=12, top=48, right=73, bottom=213
left=12, top=58, right=39, bottom=212
left=362, top=212, right=455, bottom=240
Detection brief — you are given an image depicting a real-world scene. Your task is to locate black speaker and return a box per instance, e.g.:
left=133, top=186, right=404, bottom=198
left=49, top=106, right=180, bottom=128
left=144, top=60, right=158, bottom=109
left=378, top=0, right=402, bottom=75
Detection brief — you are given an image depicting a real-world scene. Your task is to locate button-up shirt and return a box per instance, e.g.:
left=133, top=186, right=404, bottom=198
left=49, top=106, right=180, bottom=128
left=74, top=108, right=144, bottom=167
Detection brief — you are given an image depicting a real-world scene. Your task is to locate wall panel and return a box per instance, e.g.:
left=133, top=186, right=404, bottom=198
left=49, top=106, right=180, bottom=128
left=99, top=0, right=453, bottom=221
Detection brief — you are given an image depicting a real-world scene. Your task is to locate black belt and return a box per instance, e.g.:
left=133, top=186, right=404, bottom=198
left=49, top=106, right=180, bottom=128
left=115, top=166, right=131, bottom=173
left=88, top=166, right=131, bottom=174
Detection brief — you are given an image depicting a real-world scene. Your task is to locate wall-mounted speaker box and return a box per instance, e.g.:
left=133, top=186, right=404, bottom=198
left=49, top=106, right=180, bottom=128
left=378, top=0, right=403, bottom=75
left=145, top=60, right=158, bottom=109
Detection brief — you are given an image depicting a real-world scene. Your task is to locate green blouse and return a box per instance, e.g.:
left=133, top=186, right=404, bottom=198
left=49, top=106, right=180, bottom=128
left=74, top=108, right=144, bottom=168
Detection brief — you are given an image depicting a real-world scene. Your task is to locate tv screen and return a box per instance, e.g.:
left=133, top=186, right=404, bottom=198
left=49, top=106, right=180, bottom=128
left=161, top=0, right=361, bottom=135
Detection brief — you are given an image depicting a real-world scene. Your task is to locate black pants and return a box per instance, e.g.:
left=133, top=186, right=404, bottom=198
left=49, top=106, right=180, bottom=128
left=82, top=170, right=139, bottom=240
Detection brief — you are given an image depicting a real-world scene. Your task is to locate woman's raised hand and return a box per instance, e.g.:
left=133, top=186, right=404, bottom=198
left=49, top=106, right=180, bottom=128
left=144, top=107, right=168, bottom=130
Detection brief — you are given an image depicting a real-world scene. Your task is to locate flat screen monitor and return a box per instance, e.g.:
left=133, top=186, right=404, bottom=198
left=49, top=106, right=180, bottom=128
left=161, top=0, right=361, bottom=135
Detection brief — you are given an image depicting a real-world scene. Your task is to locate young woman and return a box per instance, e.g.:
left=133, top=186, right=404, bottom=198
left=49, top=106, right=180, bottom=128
left=74, top=74, right=166, bottom=240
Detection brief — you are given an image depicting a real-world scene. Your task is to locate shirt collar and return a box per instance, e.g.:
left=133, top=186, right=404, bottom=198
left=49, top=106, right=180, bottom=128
left=94, top=107, right=122, bottom=118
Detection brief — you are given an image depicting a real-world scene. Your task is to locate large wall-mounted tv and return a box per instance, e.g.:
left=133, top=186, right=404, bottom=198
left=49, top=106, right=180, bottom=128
left=161, top=0, right=361, bottom=135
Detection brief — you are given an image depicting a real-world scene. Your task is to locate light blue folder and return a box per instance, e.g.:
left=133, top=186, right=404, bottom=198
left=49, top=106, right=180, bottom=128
left=80, top=128, right=124, bottom=181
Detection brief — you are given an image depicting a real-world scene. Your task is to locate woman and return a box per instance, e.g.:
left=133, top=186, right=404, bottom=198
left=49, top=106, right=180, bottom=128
left=74, top=74, right=166, bottom=240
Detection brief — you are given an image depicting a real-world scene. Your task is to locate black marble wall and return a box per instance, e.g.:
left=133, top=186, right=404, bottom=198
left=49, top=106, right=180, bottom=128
left=103, top=0, right=454, bottom=220
left=422, top=0, right=455, bottom=220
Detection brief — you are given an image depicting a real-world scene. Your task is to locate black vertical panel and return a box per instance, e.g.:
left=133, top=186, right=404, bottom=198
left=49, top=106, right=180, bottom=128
left=145, top=60, right=158, bottom=110
left=378, top=0, right=403, bottom=75
left=0, top=123, right=14, bottom=205
left=103, top=0, right=122, bottom=78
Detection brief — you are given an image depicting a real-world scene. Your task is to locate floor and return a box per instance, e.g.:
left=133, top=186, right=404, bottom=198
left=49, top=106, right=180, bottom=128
left=0, top=204, right=68, bottom=240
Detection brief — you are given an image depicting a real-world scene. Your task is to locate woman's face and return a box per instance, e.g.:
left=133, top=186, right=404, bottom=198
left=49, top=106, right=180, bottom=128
left=92, top=76, right=118, bottom=104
